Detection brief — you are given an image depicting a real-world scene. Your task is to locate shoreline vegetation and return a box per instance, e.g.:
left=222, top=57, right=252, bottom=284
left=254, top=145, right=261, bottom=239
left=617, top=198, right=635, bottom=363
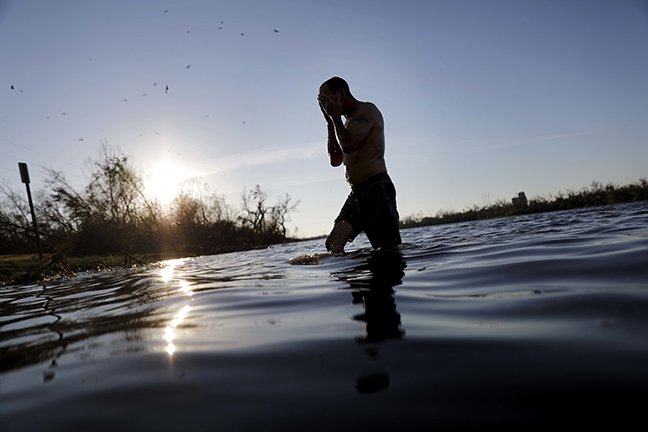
left=1, top=145, right=299, bottom=285
left=1, top=144, right=646, bottom=285
left=400, top=178, right=648, bottom=228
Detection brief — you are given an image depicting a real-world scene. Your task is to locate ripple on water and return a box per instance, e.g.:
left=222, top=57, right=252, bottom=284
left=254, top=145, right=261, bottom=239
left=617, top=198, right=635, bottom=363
left=1, top=202, right=648, bottom=429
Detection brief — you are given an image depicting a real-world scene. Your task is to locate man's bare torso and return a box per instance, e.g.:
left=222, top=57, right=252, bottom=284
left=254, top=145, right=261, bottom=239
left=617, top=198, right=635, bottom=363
left=343, top=102, right=387, bottom=185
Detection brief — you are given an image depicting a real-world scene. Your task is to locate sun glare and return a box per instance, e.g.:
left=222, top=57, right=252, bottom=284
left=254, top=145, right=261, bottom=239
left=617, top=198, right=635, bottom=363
left=145, top=158, right=193, bottom=204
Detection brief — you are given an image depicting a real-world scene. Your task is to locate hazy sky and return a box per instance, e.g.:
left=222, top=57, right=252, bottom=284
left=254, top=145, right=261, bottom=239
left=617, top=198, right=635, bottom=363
left=2, top=0, right=647, bottom=237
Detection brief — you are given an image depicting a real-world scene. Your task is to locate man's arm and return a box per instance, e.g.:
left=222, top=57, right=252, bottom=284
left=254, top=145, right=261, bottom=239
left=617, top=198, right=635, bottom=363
left=327, top=121, right=343, bottom=167
left=320, top=104, right=343, bottom=166
left=330, top=105, right=376, bottom=154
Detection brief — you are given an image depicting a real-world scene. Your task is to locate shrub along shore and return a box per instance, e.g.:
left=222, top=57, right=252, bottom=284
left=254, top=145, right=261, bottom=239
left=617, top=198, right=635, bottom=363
left=1, top=145, right=300, bottom=285
left=400, top=178, right=648, bottom=228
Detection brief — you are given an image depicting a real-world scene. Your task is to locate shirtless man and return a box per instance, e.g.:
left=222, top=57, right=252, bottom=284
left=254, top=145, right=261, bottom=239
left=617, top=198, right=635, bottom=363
left=318, top=76, right=401, bottom=253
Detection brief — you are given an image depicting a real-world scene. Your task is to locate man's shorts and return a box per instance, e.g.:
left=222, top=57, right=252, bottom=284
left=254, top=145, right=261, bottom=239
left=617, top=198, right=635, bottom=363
left=334, top=172, right=402, bottom=249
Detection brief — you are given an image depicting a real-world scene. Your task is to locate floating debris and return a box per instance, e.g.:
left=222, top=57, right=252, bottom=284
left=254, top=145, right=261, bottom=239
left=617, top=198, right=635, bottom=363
left=43, top=370, right=55, bottom=382
left=8, top=253, right=75, bottom=285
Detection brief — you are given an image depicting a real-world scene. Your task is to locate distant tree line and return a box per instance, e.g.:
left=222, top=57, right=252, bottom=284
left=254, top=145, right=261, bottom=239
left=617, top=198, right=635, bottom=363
left=401, top=178, right=648, bottom=228
left=0, top=144, right=298, bottom=256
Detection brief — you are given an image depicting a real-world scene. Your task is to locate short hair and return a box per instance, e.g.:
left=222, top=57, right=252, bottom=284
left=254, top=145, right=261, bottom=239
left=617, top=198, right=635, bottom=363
left=321, top=76, right=353, bottom=97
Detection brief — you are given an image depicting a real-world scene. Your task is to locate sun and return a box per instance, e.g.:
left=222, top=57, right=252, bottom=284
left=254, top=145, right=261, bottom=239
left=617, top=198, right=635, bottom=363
left=144, top=158, right=194, bottom=205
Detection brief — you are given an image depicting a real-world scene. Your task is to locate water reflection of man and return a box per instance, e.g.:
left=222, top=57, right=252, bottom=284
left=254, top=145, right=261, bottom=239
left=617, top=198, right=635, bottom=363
left=334, top=251, right=406, bottom=394
left=356, top=253, right=405, bottom=343
left=335, top=252, right=406, bottom=343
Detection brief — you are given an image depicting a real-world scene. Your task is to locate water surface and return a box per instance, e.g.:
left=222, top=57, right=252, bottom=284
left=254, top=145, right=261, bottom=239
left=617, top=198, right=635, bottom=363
left=2, top=202, right=648, bottom=430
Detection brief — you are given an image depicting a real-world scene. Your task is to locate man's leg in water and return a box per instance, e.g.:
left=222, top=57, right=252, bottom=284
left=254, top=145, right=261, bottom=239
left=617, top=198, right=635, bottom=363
left=326, top=220, right=355, bottom=253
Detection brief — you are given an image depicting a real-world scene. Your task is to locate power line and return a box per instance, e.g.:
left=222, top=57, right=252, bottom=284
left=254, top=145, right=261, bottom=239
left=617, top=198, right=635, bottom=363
left=0, top=136, right=85, bottom=172
left=0, top=149, right=47, bottom=170
left=0, top=140, right=87, bottom=183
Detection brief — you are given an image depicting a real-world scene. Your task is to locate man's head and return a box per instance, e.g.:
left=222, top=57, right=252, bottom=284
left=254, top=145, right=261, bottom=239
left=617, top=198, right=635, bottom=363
left=320, top=76, right=353, bottom=98
left=319, top=76, right=358, bottom=116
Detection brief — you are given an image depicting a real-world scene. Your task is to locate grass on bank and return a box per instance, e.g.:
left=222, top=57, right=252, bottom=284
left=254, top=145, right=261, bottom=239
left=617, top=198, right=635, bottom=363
left=0, top=252, right=190, bottom=286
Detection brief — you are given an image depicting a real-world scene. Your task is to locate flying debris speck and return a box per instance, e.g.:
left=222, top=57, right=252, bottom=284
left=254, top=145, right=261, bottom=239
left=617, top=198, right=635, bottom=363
left=78, top=138, right=84, bottom=141
left=142, top=93, right=148, bottom=97
left=274, top=29, right=280, bottom=33
left=165, top=85, right=169, bottom=93
left=10, top=85, right=14, bottom=90
left=186, top=64, right=191, bottom=69
left=123, top=98, right=128, bottom=102
left=241, top=33, right=244, bottom=36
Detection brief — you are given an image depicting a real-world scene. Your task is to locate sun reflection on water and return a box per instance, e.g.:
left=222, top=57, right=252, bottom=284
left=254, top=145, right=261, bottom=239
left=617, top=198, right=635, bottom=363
left=179, top=279, right=194, bottom=297
left=159, top=258, right=188, bottom=283
left=158, top=259, right=194, bottom=356
left=165, top=305, right=192, bottom=356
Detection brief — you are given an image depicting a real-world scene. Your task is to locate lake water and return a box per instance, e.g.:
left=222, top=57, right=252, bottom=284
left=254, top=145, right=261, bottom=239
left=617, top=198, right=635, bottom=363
left=1, top=202, right=648, bottom=430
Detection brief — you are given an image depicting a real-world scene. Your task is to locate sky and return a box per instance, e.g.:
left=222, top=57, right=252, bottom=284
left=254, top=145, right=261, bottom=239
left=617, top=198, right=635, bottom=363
left=1, top=0, right=647, bottom=238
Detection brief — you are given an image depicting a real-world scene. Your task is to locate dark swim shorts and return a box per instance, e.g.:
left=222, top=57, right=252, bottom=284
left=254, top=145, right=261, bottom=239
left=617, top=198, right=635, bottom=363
left=335, top=172, right=402, bottom=249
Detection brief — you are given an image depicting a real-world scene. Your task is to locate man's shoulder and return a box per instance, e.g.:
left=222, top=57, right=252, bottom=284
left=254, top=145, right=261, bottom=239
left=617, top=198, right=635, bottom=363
left=360, top=101, right=380, bottom=112
left=358, top=102, right=383, bottom=126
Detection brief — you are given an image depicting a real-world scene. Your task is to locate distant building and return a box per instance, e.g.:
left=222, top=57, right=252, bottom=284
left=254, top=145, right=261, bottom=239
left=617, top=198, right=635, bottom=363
left=512, top=191, right=528, bottom=210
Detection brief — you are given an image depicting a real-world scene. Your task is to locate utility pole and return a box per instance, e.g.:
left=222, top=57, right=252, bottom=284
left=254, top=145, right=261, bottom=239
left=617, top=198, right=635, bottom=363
left=18, top=162, right=43, bottom=259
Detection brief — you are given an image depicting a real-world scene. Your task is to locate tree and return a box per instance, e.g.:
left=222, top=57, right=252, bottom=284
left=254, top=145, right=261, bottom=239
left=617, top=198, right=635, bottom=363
left=239, top=185, right=269, bottom=234
left=0, top=182, right=33, bottom=253
left=239, top=185, right=299, bottom=239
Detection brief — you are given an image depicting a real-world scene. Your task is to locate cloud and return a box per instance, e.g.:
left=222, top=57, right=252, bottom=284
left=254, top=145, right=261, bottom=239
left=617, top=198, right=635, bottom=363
left=197, top=142, right=322, bottom=175
left=457, top=130, right=596, bottom=152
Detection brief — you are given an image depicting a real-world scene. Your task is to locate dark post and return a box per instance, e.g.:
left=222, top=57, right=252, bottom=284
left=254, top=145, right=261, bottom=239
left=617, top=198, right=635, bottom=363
left=18, top=162, right=43, bottom=259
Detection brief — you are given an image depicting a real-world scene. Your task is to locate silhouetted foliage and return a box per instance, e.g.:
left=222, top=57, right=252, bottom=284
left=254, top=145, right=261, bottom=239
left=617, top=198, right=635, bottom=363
left=401, top=178, right=648, bottom=229
left=0, top=144, right=298, bottom=257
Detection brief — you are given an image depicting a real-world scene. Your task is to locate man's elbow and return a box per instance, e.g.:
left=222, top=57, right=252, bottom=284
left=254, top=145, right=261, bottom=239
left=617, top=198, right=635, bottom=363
left=330, top=155, right=343, bottom=167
